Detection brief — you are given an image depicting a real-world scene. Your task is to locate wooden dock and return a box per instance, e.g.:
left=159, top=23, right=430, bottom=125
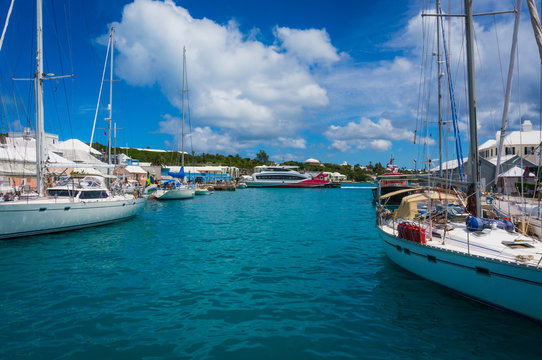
left=213, top=184, right=236, bottom=191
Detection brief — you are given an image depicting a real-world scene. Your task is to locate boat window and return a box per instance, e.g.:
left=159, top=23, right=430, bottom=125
left=256, top=175, right=306, bottom=180
left=48, top=189, right=79, bottom=197
left=79, top=190, right=109, bottom=199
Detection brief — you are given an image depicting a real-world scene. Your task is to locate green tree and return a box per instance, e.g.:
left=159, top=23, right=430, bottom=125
left=255, top=150, right=269, bottom=163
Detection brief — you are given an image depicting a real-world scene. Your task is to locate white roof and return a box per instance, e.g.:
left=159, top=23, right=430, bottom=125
left=0, top=140, right=74, bottom=164
left=479, top=139, right=497, bottom=150
left=124, top=165, right=147, bottom=174
left=167, top=166, right=224, bottom=173
left=487, top=155, right=515, bottom=165
left=305, top=158, right=321, bottom=164
left=55, top=139, right=101, bottom=155
left=431, top=157, right=468, bottom=172
left=498, top=166, right=534, bottom=178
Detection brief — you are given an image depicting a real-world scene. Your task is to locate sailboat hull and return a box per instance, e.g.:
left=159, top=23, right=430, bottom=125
left=379, top=228, right=542, bottom=322
left=154, top=188, right=195, bottom=200
left=0, top=197, right=146, bottom=239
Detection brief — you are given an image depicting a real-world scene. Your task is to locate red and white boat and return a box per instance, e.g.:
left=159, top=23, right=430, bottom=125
left=245, top=166, right=330, bottom=188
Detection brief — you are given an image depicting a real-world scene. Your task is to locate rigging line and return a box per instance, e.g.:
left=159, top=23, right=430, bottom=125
left=62, top=0, right=75, bottom=141
left=89, top=33, right=111, bottom=150
left=492, top=14, right=505, bottom=137
left=418, top=12, right=433, bottom=166
left=50, top=0, right=73, bottom=143
left=472, top=18, right=499, bottom=138
left=81, top=0, right=101, bottom=85
left=440, top=8, right=465, bottom=180
left=415, top=13, right=427, bottom=164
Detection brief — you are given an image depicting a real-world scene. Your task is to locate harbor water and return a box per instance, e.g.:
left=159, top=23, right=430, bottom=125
left=1, top=184, right=541, bottom=359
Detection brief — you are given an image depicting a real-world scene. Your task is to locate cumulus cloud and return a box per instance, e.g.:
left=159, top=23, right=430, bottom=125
left=325, top=117, right=413, bottom=152
left=278, top=136, right=306, bottom=149
left=274, top=27, right=340, bottom=65
left=106, top=0, right=541, bottom=158
left=108, top=0, right=337, bottom=152
left=156, top=114, right=248, bottom=154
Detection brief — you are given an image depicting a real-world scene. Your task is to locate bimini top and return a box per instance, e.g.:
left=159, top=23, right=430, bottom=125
left=394, top=191, right=461, bottom=220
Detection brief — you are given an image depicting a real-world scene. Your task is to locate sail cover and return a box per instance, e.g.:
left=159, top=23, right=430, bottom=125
left=168, top=166, right=185, bottom=179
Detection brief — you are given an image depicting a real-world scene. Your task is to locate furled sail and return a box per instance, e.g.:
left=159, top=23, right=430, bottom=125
left=527, top=0, right=542, bottom=62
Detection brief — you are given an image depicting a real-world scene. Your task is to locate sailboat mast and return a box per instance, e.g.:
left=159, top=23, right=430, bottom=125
left=35, top=0, right=45, bottom=196
left=107, top=28, right=114, bottom=168
left=494, top=1, right=521, bottom=188
left=436, top=0, right=443, bottom=178
left=181, top=46, right=186, bottom=169
left=464, top=0, right=481, bottom=216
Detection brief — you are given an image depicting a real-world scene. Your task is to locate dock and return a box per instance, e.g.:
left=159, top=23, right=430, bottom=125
left=213, top=184, right=236, bottom=191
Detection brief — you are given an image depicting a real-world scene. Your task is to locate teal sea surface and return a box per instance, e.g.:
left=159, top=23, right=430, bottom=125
left=1, top=184, right=541, bottom=359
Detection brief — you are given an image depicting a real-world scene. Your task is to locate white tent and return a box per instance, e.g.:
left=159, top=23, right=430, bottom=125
left=498, top=166, right=534, bottom=178
left=51, top=139, right=103, bottom=164
left=0, top=139, right=75, bottom=176
left=497, top=166, right=535, bottom=195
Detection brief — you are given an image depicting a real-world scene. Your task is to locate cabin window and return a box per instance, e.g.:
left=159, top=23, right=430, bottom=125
left=48, top=189, right=79, bottom=197
left=505, top=147, right=515, bottom=155
left=79, top=190, right=108, bottom=199
left=524, top=146, right=534, bottom=155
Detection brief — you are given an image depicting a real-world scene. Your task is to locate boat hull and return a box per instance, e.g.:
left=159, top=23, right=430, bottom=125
left=379, top=228, right=542, bottom=322
left=245, top=180, right=328, bottom=188
left=154, top=188, right=195, bottom=200
left=0, top=197, right=146, bottom=239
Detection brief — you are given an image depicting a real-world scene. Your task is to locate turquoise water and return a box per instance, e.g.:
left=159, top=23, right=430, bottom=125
left=1, top=184, right=541, bottom=359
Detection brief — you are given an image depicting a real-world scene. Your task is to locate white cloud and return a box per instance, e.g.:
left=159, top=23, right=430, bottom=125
left=106, top=0, right=542, bottom=161
left=278, top=136, right=306, bottom=149
left=274, top=27, right=340, bottom=65
left=325, top=117, right=413, bottom=141
left=156, top=114, right=244, bottom=153
left=369, top=139, right=392, bottom=151
left=325, top=117, right=413, bottom=153
left=109, top=0, right=337, bottom=148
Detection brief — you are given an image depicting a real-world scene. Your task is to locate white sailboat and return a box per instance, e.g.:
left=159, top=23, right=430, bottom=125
left=377, top=0, right=542, bottom=322
left=154, top=47, right=195, bottom=200
left=0, top=1, right=146, bottom=240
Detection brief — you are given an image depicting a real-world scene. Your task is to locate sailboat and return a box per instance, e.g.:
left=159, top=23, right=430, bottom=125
left=154, top=47, right=195, bottom=200
left=377, top=0, right=542, bottom=322
left=0, top=0, right=146, bottom=239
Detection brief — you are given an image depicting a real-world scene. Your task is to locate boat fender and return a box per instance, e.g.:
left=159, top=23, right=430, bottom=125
left=466, top=216, right=514, bottom=232
left=466, top=216, right=485, bottom=232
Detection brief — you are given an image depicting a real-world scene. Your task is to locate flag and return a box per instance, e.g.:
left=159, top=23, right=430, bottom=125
left=146, top=172, right=155, bottom=186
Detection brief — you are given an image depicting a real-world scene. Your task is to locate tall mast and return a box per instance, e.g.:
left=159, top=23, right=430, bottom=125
left=494, top=1, right=522, bottom=188
left=181, top=46, right=186, bottom=170
left=107, top=27, right=114, bottom=170
left=464, top=0, right=481, bottom=216
left=35, top=0, right=45, bottom=196
left=436, top=0, right=443, bottom=177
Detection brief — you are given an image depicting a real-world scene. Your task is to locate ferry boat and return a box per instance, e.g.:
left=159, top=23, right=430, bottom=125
left=245, top=166, right=330, bottom=188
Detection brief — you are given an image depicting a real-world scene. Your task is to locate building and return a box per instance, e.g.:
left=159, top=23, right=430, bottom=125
left=323, top=172, right=347, bottom=182
left=162, top=165, right=239, bottom=183
left=305, top=158, right=321, bottom=166
left=479, top=120, right=541, bottom=164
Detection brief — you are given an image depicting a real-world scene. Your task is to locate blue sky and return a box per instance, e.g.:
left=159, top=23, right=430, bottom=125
left=0, top=0, right=539, bottom=169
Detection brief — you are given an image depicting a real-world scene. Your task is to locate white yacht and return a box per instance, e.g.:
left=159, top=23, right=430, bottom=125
left=377, top=1, right=542, bottom=322
left=0, top=175, right=145, bottom=239
left=245, top=166, right=330, bottom=188
left=153, top=179, right=195, bottom=200
left=0, top=2, right=146, bottom=239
